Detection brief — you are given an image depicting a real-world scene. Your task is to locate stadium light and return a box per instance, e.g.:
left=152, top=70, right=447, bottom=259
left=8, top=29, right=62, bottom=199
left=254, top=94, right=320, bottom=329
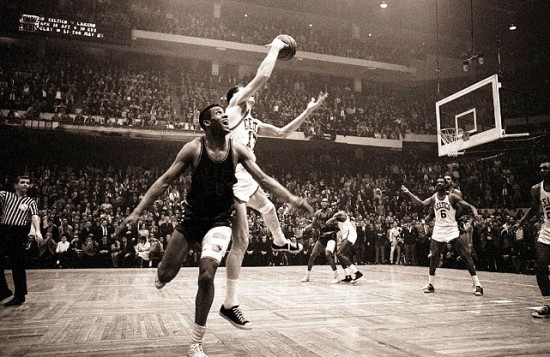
left=380, top=1, right=388, bottom=9
left=509, top=24, right=517, bottom=31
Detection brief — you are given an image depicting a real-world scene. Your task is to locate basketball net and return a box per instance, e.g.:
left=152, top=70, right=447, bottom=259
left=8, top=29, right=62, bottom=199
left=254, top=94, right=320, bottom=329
left=439, top=128, right=464, bottom=157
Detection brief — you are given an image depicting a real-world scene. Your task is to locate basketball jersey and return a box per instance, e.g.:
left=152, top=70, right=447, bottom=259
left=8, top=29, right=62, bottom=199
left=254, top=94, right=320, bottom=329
left=317, top=208, right=334, bottom=229
left=433, top=193, right=456, bottom=227
left=338, top=216, right=357, bottom=245
left=432, top=193, right=460, bottom=243
left=229, top=109, right=261, bottom=159
left=538, top=181, right=550, bottom=245
left=186, top=137, right=237, bottom=219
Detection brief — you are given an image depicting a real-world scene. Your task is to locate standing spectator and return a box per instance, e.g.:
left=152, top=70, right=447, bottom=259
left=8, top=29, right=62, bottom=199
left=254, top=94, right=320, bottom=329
left=0, top=176, right=43, bottom=306
left=402, top=219, right=419, bottom=265
left=388, top=221, right=402, bottom=264
left=364, top=222, right=376, bottom=264
left=355, top=220, right=366, bottom=265
left=374, top=222, right=387, bottom=264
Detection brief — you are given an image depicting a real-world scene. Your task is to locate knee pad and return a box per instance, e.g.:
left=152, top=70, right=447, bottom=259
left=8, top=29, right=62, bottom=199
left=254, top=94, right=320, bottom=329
left=201, top=226, right=231, bottom=264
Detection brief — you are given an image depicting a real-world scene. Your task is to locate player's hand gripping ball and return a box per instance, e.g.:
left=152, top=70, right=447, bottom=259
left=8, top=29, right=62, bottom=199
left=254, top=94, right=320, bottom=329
left=276, top=34, right=297, bottom=61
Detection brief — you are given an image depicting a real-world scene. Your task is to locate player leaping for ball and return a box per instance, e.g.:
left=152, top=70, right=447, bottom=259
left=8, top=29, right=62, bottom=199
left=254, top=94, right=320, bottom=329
left=220, top=35, right=329, bottom=329
left=401, top=178, right=483, bottom=296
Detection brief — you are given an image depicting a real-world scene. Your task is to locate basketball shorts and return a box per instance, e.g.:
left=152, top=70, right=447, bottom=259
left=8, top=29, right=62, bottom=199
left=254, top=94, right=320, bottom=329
left=176, top=203, right=234, bottom=244
left=233, top=164, right=260, bottom=203
left=342, top=230, right=357, bottom=245
left=432, top=224, right=460, bottom=243
left=538, top=224, right=550, bottom=245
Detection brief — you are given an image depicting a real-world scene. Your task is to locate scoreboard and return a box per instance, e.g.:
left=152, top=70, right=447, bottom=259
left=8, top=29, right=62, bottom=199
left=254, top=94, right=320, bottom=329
left=19, top=14, right=105, bottom=39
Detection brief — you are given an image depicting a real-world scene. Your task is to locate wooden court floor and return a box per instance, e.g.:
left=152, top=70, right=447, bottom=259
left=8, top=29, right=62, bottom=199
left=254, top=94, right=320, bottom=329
left=1, top=265, right=549, bottom=357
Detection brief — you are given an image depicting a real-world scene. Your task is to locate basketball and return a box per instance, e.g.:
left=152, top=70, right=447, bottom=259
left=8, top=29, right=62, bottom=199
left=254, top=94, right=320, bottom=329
left=276, top=34, right=297, bottom=61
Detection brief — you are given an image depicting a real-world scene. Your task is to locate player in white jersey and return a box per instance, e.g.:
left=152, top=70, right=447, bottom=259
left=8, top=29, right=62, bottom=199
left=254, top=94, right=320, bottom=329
left=326, top=211, right=363, bottom=284
left=401, top=178, right=483, bottom=296
left=220, top=35, right=329, bottom=329
left=512, top=161, right=550, bottom=318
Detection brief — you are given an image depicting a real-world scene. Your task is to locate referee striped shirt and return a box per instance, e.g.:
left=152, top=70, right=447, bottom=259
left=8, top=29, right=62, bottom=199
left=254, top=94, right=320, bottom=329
left=0, top=191, right=38, bottom=226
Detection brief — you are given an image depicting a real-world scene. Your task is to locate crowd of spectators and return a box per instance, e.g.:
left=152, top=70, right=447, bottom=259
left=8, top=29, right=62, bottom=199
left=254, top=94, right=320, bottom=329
left=0, top=42, right=439, bottom=137
left=0, top=141, right=541, bottom=275
left=129, top=0, right=423, bottom=66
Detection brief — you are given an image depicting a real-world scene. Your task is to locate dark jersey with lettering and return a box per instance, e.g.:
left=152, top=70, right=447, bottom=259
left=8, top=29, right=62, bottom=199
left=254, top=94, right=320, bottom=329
left=316, top=208, right=334, bottom=230
left=186, top=137, right=237, bottom=219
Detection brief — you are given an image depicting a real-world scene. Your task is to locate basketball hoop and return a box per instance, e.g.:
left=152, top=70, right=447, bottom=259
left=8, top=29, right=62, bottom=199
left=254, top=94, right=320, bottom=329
left=439, top=128, right=464, bottom=157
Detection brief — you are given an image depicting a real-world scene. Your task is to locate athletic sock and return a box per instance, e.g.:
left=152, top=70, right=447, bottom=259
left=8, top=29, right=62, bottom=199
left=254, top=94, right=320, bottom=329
left=349, top=265, right=358, bottom=274
left=224, top=279, right=239, bottom=308
left=191, top=322, right=207, bottom=344
left=472, top=275, right=481, bottom=287
left=543, top=296, right=550, bottom=306
left=271, top=227, right=287, bottom=246
left=428, top=275, right=435, bottom=285
left=344, top=268, right=351, bottom=276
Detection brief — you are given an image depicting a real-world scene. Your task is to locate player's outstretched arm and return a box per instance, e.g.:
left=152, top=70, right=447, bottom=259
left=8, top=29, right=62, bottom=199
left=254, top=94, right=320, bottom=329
left=303, top=213, right=319, bottom=232
left=259, top=91, right=329, bottom=138
left=451, top=194, right=480, bottom=218
left=116, top=140, right=196, bottom=235
left=401, top=185, right=432, bottom=207
left=512, top=184, right=541, bottom=232
left=228, top=37, right=286, bottom=108
left=235, top=142, right=313, bottom=217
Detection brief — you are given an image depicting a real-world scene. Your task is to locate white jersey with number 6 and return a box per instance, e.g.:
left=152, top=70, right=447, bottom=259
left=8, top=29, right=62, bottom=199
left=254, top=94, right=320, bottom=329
left=432, top=193, right=459, bottom=243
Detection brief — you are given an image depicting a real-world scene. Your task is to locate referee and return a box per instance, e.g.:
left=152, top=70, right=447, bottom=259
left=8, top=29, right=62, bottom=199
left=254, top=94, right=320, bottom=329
left=0, top=176, right=42, bottom=306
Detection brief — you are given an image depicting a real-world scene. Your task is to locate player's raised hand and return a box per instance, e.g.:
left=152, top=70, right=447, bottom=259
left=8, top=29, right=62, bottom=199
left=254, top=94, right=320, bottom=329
left=400, top=185, right=410, bottom=194
left=115, top=212, right=140, bottom=237
left=307, top=91, right=329, bottom=111
left=266, top=37, right=287, bottom=50
left=288, top=196, right=314, bottom=217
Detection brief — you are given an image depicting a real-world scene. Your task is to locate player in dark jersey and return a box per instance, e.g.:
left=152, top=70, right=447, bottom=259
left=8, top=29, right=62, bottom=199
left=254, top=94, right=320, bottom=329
left=117, top=104, right=313, bottom=357
left=301, top=198, right=341, bottom=283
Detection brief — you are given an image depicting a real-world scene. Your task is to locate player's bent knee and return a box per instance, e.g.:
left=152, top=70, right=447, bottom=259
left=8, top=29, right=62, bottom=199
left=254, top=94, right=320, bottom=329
left=258, top=201, right=275, bottom=216
left=201, top=226, right=231, bottom=264
left=197, top=268, right=216, bottom=289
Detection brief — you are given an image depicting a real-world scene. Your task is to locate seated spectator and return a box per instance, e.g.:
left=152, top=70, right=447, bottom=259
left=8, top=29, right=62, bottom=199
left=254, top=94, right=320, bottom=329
left=118, top=236, right=136, bottom=268
left=25, top=235, right=39, bottom=269
left=97, top=236, right=112, bottom=268
left=81, top=235, right=98, bottom=268
left=149, top=237, right=164, bottom=268
left=55, top=234, right=71, bottom=268
left=38, top=232, right=57, bottom=268
left=111, top=238, right=121, bottom=268
left=135, top=236, right=150, bottom=268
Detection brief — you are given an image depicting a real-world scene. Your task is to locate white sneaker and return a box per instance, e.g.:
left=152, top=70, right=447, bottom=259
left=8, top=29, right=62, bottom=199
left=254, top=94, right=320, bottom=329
left=330, top=278, right=340, bottom=284
left=301, top=275, right=310, bottom=283
left=188, top=342, right=207, bottom=357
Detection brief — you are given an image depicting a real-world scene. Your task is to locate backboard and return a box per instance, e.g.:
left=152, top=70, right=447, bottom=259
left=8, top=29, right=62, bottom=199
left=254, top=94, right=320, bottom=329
left=435, top=74, right=508, bottom=157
